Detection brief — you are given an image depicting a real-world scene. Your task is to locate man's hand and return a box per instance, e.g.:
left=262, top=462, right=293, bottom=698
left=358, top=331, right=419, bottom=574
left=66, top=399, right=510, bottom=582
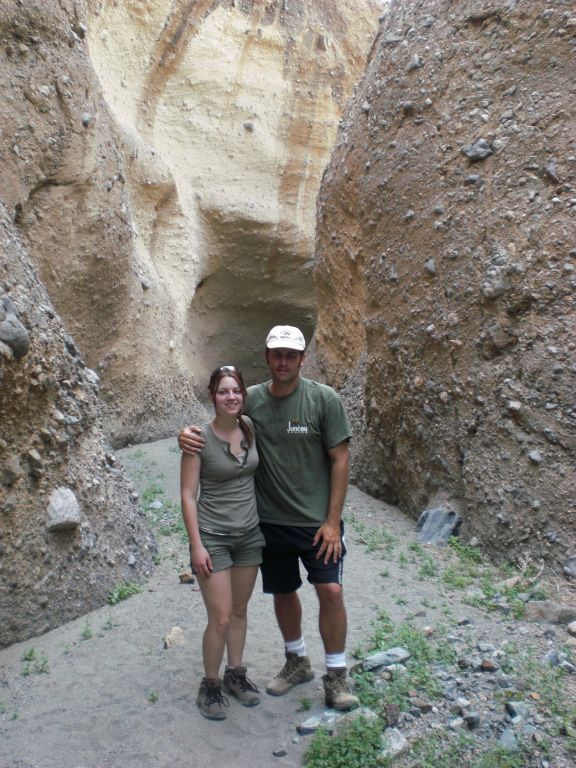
left=313, top=521, right=342, bottom=564
left=178, top=425, right=205, bottom=455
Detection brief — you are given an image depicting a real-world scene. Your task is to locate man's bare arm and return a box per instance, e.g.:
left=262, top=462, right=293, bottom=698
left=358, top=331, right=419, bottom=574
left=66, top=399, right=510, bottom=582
left=313, top=441, right=350, bottom=564
left=178, top=425, right=205, bottom=455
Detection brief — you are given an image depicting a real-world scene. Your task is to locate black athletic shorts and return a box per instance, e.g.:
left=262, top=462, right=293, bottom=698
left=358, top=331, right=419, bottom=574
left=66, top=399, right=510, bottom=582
left=259, top=522, right=347, bottom=594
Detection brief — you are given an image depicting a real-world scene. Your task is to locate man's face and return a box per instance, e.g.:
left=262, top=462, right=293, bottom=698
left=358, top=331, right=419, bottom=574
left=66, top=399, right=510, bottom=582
left=266, top=348, right=304, bottom=385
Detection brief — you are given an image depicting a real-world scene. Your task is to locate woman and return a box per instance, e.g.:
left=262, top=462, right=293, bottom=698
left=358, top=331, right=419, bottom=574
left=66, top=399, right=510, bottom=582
left=180, top=365, right=264, bottom=720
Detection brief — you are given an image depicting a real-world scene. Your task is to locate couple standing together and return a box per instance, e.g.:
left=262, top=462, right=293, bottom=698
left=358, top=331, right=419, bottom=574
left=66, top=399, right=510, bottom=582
left=179, top=325, right=359, bottom=720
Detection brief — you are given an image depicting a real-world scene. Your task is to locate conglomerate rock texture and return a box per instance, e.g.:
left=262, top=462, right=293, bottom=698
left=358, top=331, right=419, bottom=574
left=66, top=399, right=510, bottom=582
left=0, top=205, right=156, bottom=648
left=314, top=0, right=575, bottom=569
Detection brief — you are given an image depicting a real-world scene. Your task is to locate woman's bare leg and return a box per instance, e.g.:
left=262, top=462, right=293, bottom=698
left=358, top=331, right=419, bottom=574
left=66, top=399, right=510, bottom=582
left=197, top=569, right=233, bottom=678
left=226, top=565, right=259, bottom=668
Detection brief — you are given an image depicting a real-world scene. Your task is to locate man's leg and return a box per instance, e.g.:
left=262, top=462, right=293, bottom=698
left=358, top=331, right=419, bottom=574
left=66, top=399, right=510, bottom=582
left=314, top=583, right=347, bottom=654
left=310, top=581, right=358, bottom=712
left=266, top=590, right=315, bottom=695
left=273, top=591, right=303, bottom=642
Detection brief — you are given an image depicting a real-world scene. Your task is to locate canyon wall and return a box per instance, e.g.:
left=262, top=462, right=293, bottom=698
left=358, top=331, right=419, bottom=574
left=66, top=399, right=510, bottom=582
left=0, top=204, right=156, bottom=647
left=0, top=0, right=157, bottom=647
left=315, top=0, right=575, bottom=569
left=3, top=0, right=381, bottom=446
left=80, top=0, right=378, bottom=443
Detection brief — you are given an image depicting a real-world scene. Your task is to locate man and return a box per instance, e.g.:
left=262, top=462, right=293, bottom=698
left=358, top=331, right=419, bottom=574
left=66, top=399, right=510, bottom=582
left=179, top=325, right=358, bottom=711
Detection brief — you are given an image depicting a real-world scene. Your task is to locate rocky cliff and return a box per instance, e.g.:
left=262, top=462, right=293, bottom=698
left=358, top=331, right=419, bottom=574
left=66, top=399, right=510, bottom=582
left=315, top=0, right=575, bottom=570
left=83, top=0, right=379, bottom=441
left=0, top=204, right=156, bottom=647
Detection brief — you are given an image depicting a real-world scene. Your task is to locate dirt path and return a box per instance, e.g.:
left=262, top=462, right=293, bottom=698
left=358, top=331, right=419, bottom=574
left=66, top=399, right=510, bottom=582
left=1, top=438, right=574, bottom=768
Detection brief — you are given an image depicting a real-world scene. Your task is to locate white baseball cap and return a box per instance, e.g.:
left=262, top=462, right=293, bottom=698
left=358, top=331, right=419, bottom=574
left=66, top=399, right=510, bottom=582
left=266, top=325, right=306, bottom=351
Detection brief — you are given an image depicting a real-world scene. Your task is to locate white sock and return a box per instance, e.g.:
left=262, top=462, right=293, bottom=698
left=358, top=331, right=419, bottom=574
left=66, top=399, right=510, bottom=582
left=325, top=652, right=346, bottom=670
left=285, top=638, right=307, bottom=657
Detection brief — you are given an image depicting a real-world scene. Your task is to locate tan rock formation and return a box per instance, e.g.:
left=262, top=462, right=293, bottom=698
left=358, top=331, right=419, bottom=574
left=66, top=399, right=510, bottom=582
left=0, top=204, right=156, bottom=648
left=1, top=0, right=208, bottom=446
left=315, top=0, right=575, bottom=568
left=80, top=0, right=376, bottom=440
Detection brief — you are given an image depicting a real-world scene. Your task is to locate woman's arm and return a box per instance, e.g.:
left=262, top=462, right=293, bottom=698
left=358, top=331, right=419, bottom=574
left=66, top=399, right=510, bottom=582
left=180, top=453, right=212, bottom=577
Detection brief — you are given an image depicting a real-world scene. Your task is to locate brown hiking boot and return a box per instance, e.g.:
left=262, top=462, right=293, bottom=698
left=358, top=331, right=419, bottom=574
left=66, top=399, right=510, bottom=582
left=266, top=653, right=314, bottom=696
left=196, top=678, right=229, bottom=720
left=323, top=670, right=359, bottom=711
left=223, top=666, right=260, bottom=707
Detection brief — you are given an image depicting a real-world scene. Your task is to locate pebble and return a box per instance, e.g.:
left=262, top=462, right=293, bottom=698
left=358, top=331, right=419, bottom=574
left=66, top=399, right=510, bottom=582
left=477, top=642, right=496, bottom=653
left=297, top=711, right=339, bottom=735
left=528, top=450, right=543, bottom=464
left=163, top=626, right=185, bottom=648
left=379, top=728, right=409, bottom=760
left=463, top=712, right=481, bottom=728
left=46, top=487, right=81, bottom=531
left=363, top=647, right=411, bottom=670
left=505, top=701, right=530, bottom=721
left=498, top=729, right=518, bottom=750
left=462, top=139, right=493, bottom=161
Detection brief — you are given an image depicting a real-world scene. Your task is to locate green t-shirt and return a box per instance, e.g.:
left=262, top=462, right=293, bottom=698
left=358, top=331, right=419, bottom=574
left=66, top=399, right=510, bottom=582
left=245, top=378, right=351, bottom=526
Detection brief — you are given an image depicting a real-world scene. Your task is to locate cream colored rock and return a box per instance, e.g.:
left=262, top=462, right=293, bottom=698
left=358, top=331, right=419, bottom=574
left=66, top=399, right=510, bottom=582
left=83, top=0, right=380, bottom=434
left=163, top=626, right=186, bottom=649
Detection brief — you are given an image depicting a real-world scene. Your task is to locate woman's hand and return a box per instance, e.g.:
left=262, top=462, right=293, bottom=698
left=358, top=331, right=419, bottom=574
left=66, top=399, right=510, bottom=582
left=191, top=545, right=213, bottom=578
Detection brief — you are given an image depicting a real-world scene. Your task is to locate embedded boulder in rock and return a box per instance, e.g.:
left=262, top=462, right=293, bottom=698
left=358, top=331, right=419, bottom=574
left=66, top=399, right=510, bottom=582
left=314, top=0, right=575, bottom=568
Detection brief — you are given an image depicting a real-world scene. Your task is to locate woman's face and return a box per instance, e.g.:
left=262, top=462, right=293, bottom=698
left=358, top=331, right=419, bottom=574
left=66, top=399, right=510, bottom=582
left=211, top=375, right=244, bottom=417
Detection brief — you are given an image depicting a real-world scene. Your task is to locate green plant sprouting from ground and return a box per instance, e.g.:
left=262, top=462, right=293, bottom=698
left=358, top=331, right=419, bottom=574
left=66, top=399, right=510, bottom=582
left=107, top=581, right=142, bottom=605
left=102, top=614, right=120, bottom=631
left=304, top=717, right=385, bottom=768
left=143, top=484, right=187, bottom=542
left=307, top=607, right=571, bottom=768
left=81, top=621, right=93, bottom=641
left=20, top=648, right=49, bottom=676
left=407, top=732, right=540, bottom=768
left=352, top=611, right=456, bottom=713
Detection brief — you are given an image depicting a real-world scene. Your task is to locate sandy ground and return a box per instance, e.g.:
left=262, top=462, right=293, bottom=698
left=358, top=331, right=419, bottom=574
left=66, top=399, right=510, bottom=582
left=1, top=438, right=573, bottom=768
left=0, top=438, right=425, bottom=768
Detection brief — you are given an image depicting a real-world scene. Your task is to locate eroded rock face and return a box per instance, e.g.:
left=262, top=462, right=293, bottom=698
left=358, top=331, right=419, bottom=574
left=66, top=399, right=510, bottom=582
left=315, top=0, right=576, bottom=567
left=1, top=0, right=380, bottom=447
left=0, top=205, right=156, bottom=648
left=84, top=0, right=380, bottom=419
left=0, top=0, right=380, bottom=445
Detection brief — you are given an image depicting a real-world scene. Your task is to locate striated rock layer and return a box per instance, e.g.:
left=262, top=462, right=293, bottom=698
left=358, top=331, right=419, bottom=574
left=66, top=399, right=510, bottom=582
left=1, top=0, right=207, bottom=446
left=83, top=0, right=380, bottom=436
left=0, top=205, right=156, bottom=648
left=315, top=0, right=575, bottom=568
